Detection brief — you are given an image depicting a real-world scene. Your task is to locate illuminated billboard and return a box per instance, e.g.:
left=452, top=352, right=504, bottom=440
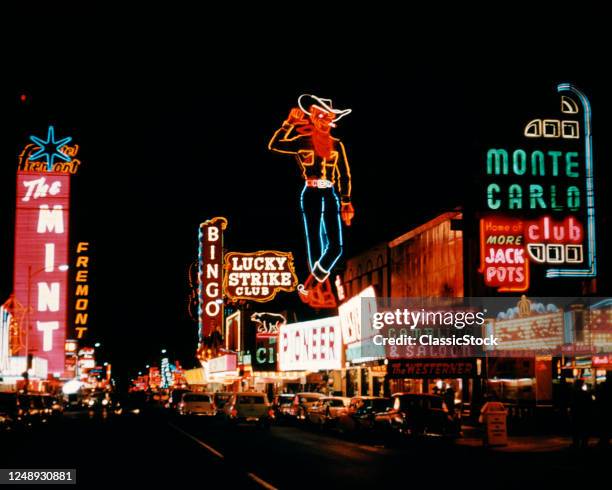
left=198, top=217, right=226, bottom=344
left=251, top=313, right=286, bottom=372
left=479, top=84, right=597, bottom=292
left=268, top=94, right=354, bottom=308
left=223, top=251, right=298, bottom=302
left=279, top=317, right=342, bottom=371
left=73, top=241, right=90, bottom=340
left=14, top=170, right=71, bottom=376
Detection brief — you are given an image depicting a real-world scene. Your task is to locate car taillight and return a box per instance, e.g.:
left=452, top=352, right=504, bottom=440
left=268, top=408, right=275, bottom=418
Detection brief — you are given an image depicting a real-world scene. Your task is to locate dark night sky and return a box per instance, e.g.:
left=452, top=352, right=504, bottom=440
left=2, top=12, right=610, bottom=382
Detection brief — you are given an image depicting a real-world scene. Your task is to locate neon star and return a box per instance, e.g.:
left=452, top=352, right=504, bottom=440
left=29, top=126, right=72, bottom=171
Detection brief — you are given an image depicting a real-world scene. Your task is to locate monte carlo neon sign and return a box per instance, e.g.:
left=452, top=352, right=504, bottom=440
left=480, top=83, right=597, bottom=292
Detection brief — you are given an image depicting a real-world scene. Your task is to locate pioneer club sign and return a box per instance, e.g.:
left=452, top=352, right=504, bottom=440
left=223, top=251, right=298, bottom=302
left=279, top=317, right=342, bottom=371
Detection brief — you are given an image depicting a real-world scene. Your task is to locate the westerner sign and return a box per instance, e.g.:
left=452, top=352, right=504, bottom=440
left=223, top=251, right=298, bottom=302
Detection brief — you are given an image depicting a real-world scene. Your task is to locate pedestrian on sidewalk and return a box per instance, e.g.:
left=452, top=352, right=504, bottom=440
left=570, top=379, right=593, bottom=449
left=595, top=374, right=612, bottom=448
left=444, top=387, right=456, bottom=414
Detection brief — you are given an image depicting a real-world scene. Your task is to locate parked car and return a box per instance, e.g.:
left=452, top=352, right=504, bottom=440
left=41, top=395, right=64, bottom=418
left=213, top=392, right=233, bottom=415
left=114, top=391, right=148, bottom=416
left=28, top=394, right=51, bottom=423
left=223, top=392, right=272, bottom=428
left=307, top=396, right=350, bottom=427
left=0, top=393, right=51, bottom=430
left=373, top=393, right=460, bottom=441
left=290, top=392, right=325, bottom=422
left=0, top=392, right=25, bottom=431
left=272, top=393, right=296, bottom=422
left=167, top=389, right=191, bottom=412
left=337, top=396, right=391, bottom=434
left=179, top=392, right=216, bottom=416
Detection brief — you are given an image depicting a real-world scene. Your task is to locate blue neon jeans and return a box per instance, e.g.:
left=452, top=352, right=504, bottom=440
left=300, top=185, right=344, bottom=273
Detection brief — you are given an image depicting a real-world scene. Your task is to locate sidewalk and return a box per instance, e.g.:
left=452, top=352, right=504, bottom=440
left=458, top=424, right=575, bottom=452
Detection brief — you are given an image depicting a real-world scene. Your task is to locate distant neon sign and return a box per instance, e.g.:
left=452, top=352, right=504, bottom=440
left=251, top=312, right=287, bottom=339
left=19, top=126, right=81, bottom=175
left=74, top=241, right=90, bottom=340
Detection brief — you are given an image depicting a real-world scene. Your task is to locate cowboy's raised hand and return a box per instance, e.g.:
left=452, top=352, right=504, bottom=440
left=286, top=107, right=306, bottom=124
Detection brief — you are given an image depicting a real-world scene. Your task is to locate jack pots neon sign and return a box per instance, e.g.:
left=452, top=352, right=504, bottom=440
left=480, top=83, right=597, bottom=291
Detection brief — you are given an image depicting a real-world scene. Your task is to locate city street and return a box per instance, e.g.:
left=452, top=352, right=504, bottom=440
left=2, top=410, right=610, bottom=488
left=2, top=12, right=611, bottom=490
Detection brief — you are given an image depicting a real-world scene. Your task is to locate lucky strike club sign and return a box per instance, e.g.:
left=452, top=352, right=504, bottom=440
left=479, top=83, right=596, bottom=292
left=223, top=251, right=298, bottom=302
left=14, top=172, right=70, bottom=375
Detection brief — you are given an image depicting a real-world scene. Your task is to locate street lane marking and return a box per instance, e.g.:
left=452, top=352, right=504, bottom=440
left=168, top=423, right=278, bottom=490
left=248, top=472, right=279, bottom=490
left=168, top=423, right=225, bottom=459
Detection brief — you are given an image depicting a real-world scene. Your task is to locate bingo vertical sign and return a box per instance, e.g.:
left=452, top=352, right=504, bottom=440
left=198, top=217, right=227, bottom=345
left=479, top=84, right=597, bottom=292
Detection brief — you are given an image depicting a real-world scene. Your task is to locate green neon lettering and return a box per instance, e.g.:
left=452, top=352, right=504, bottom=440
left=487, top=149, right=508, bottom=175
left=548, top=151, right=562, bottom=177
left=568, top=186, right=580, bottom=211
left=508, top=184, right=522, bottom=209
left=487, top=183, right=501, bottom=209
left=566, top=152, right=580, bottom=177
left=530, top=184, right=546, bottom=209
left=512, top=149, right=526, bottom=175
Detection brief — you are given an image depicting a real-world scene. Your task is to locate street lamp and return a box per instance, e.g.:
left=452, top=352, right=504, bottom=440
left=24, top=264, right=69, bottom=387
left=161, top=349, right=167, bottom=354
left=94, top=342, right=101, bottom=348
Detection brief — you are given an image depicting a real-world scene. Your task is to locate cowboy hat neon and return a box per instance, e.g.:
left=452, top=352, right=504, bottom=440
left=298, top=94, right=352, bottom=122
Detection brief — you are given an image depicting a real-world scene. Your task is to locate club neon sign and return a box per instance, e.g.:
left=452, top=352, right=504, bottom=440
left=480, top=83, right=597, bottom=291
left=223, top=251, right=298, bottom=302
